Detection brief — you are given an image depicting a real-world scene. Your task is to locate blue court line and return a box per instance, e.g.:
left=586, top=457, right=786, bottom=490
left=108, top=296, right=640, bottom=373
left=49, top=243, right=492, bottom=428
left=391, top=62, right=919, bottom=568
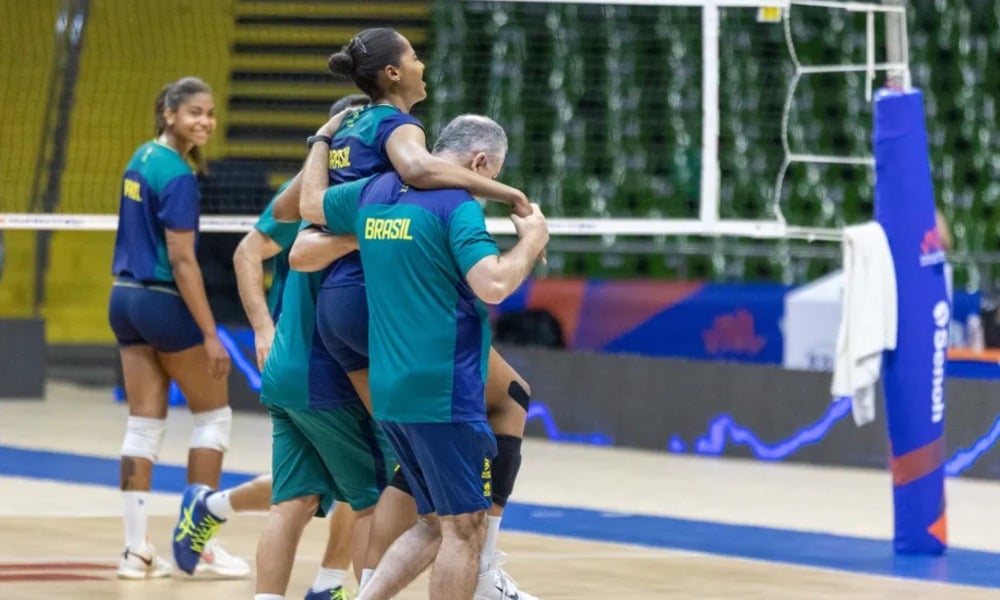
left=2, top=444, right=1000, bottom=589
left=500, top=503, right=999, bottom=588
left=0, top=445, right=257, bottom=493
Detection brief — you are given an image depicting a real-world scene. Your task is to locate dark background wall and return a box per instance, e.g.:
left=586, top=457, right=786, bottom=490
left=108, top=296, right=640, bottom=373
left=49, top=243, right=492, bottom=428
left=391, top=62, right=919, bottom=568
left=499, top=344, right=1000, bottom=480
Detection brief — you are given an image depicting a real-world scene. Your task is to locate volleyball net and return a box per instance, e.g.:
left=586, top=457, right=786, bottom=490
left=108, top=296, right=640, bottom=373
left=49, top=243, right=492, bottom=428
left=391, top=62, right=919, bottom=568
left=0, top=0, right=908, bottom=333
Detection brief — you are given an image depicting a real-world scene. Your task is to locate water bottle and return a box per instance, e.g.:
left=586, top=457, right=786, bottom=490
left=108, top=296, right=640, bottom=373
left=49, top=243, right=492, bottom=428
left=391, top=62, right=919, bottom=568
left=967, top=314, right=985, bottom=353
left=949, top=319, right=967, bottom=348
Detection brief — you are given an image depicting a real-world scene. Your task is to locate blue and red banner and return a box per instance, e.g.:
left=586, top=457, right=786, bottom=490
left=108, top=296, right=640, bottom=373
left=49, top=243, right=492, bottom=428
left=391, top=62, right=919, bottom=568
left=495, top=279, right=787, bottom=363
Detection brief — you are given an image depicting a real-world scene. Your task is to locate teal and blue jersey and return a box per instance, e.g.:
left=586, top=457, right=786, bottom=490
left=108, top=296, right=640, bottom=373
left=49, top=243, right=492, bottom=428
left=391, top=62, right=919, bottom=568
left=322, top=104, right=422, bottom=290
left=256, top=180, right=297, bottom=320
left=111, top=141, right=200, bottom=282
left=322, top=173, right=500, bottom=424
left=254, top=187, right=329, bottom=411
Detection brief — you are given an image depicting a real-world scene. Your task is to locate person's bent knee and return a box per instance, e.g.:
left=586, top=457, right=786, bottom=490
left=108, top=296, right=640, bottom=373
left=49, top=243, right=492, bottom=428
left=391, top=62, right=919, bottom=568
left=190, top=406, right=232, bottom=452
left=417, top=514, right=441, bottom=535
left=440, top=511, right=486, bottom=541
left=121, top=416, right=167, bottom=461
left=272, top=494, right=321, bottom=525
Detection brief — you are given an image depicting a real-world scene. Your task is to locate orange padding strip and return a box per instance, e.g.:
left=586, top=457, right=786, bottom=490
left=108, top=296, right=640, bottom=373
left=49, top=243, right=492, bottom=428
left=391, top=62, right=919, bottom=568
left=947, top=347, right=1000, bottom=362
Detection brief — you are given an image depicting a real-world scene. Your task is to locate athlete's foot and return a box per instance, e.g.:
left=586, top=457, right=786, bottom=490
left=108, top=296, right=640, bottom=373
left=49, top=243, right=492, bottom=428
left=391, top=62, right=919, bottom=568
left=474, top=555, right=539, bottom=600
left=172, top=483, right=225, bottom=575
left=304, top=585, right=349, bottom=600
left=193, top=538, right=251, bottom=578
left=117, top=542, right=173, bottom=579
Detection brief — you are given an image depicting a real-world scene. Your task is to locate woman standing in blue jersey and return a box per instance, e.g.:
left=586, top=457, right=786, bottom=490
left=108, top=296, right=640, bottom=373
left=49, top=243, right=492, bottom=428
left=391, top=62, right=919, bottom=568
left=302, top=28, right=539, bottom=600
left=107, top=77, right=248, bottom=580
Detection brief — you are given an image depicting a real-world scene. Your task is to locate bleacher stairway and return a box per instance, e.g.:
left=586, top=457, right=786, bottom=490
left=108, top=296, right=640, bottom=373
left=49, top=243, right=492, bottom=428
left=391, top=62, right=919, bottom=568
left=226, top=0, right=431, bottom=191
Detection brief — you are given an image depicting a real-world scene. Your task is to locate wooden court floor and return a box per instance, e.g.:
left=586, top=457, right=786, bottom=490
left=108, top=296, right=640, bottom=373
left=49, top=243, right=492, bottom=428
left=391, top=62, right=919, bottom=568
left=2, top=515, right=997, bottom=599
left=3, top=384, right=1000, bottom=598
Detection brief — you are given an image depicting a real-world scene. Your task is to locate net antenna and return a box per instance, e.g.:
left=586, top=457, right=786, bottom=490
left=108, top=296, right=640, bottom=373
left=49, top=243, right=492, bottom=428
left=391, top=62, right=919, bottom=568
left=0, top=0, right=910, bottom=242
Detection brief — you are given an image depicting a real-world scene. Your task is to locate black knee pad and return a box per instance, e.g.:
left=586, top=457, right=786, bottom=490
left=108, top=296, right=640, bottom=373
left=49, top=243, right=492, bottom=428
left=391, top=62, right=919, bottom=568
left=491, top=435, right=522, bottom=508
left=508, top=381, right=530, bottom=411
left=388, top=466, right=412, bottom=497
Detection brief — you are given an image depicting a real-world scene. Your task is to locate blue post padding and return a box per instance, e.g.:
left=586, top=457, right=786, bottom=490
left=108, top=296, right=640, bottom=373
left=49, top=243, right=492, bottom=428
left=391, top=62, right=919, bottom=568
left=873, top=88, right=949, bottom=555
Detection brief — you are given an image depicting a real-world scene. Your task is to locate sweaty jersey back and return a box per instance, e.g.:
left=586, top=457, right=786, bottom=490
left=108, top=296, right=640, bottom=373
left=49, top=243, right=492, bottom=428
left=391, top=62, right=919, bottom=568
left=322, top=104, right=422, bottom=289
left=323, top=173, right=500, bottom=424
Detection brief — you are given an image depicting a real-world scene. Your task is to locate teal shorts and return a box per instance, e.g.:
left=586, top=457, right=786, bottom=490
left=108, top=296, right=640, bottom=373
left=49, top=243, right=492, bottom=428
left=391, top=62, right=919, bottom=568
left=270, top=403, right=397, bottom=515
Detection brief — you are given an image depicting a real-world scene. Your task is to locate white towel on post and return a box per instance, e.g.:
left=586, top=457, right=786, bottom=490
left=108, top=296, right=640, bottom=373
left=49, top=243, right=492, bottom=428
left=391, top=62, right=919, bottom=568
left=831, top=222, right=898, bottom=426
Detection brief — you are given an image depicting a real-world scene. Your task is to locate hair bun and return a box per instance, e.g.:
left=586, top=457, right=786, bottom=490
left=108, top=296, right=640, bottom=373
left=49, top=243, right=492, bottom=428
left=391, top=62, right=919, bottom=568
left=328, top=51, right=354, bottom=76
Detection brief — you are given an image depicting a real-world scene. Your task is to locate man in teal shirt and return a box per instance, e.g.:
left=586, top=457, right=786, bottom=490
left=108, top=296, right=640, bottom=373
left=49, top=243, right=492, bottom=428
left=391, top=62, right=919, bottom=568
left=300, top=115, right=549, bottom=600
left=171, top=95, right=391, bottom=600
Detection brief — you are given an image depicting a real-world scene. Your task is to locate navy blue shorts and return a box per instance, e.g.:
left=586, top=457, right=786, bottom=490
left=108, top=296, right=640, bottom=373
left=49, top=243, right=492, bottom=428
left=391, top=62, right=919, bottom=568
left=381, top=421, right=497, bottom=516
left=315, top=284, right=369, bottom=373
left=308, top=327, right=363, bottom=409
left=108, top=279, right=202, bottom=352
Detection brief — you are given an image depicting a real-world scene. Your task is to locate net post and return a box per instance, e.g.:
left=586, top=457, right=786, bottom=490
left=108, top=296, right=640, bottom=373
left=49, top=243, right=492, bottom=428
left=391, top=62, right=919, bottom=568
left=699, top=0, right=721, bottom=225
left=873, top=87, right=948, bottom=555
left=882, top=0, right=908, bottom=89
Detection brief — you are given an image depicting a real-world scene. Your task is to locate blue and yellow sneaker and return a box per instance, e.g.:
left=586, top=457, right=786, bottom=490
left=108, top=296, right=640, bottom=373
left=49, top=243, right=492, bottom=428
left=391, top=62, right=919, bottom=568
left=172, top=483, right=225, bottom=575
left=304, top=586, right=349, bottom=600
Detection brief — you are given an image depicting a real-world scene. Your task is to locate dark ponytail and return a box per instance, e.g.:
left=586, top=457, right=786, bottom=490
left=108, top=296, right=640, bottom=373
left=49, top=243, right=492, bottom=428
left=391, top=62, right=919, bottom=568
left=153, top=84, right=170, bottom=138
left=153, top=76, right=212, bottom=175
left=328, top=28, right=407, bottom=101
